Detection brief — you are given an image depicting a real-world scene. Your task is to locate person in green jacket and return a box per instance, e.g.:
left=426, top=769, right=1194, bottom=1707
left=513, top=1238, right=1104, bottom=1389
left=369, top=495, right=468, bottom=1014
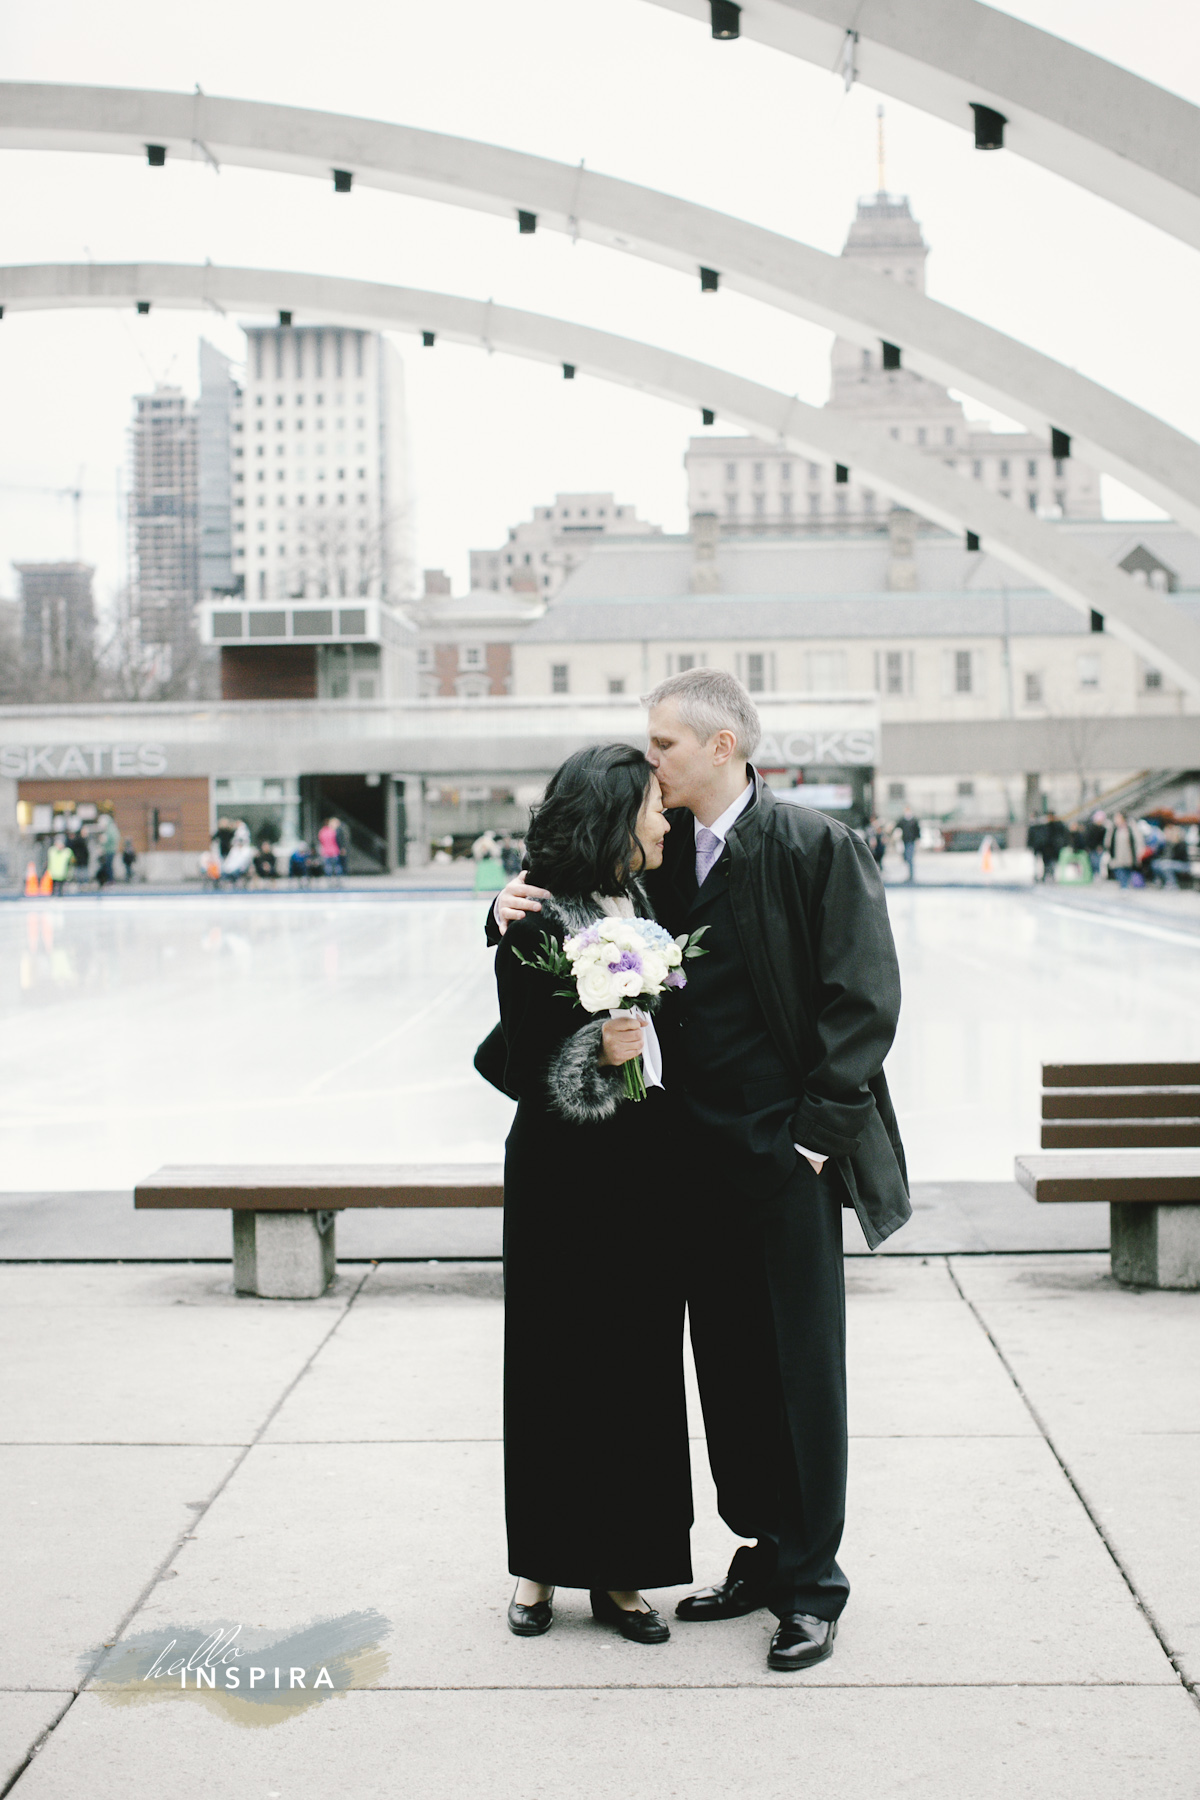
left=47, top=837, right=74, bottom=894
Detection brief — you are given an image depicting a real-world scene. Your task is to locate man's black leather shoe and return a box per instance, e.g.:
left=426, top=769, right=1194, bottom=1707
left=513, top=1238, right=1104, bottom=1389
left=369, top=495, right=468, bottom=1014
left=589, top=1590, right=670, bottom=1643
left=675, top=1550, right=772, bottom=1621
left=507, top=1585, right=554, bottom=1636
left=767, top=1614, right=836, bottom=1671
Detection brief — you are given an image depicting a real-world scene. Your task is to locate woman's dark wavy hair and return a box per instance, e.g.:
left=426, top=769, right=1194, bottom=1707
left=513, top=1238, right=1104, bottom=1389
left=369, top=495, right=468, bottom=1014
left=524, top=743, right=657, bottom=897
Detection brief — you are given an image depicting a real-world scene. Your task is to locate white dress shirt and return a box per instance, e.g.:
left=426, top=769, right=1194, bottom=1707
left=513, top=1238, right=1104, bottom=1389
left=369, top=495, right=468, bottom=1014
left=694, top=783, right=826, bottom=1173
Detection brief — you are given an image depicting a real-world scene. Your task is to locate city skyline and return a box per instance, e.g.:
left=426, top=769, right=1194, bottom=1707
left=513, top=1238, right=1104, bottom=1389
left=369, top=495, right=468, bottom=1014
left=0, top=0, right=1196, bottom=611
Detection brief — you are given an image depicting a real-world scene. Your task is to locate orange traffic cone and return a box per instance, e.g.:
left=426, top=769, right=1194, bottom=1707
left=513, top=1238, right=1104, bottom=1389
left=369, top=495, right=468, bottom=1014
left=24, top=862, right=38, bottom=896
left=38, top=870, right=53, bottom=896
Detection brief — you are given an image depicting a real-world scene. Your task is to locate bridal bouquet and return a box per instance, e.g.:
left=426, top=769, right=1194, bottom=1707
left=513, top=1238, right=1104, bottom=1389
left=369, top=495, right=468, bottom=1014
left=515, top=918, right=708, bottom=1101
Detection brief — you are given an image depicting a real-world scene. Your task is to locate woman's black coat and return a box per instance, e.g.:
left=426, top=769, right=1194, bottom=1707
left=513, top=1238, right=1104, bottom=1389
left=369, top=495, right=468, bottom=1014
left=495, top=897, right=693, bottom=1591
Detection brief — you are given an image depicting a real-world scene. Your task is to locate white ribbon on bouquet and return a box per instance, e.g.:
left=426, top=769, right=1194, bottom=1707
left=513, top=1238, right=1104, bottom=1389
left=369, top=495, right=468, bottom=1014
left=609, top=1005, right=664, bottom=1090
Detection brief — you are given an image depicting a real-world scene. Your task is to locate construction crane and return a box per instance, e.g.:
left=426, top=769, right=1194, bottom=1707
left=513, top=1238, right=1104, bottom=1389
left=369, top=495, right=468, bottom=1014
left=0, top=473, right=113, bottom=561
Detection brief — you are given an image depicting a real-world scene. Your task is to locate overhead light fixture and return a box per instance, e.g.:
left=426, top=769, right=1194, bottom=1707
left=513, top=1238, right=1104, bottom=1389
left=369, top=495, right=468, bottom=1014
left=136, top=301, right=150, bottom=315
left=881, top=341, right=902, bottom=371
left=145, top=144, right=167, bottom=167
left=835, top=464, right=849, bottom=485
left=1051, top=428, right=1071, bottom=460
left=422, top=330, right=435, bottom=348
left=563, top=363, right=576, bottom=380
left=699, top=267, right=720, bottom=293
left=701, top=408, right=715, bottom=426
left=1090, top=610, right=1104, bottom=633
left=966, top=531, right=981, bottom=552
left=970, top=103, right=1007, bottom=150
left=710, top=1, right=740, bottom=38
left=278, top=310, right=292, bottom=327
left=517, top=210, right=537, bottom=235
left=332, top=169, right=353, bottom=193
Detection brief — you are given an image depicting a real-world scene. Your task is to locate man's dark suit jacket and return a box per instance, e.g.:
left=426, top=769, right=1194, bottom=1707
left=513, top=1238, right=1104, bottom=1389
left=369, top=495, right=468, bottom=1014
left=646, top=768, right=910, bottom=1250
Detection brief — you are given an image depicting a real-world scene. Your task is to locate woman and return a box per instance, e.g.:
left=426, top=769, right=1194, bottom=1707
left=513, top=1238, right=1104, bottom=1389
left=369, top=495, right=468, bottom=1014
left=495, top=744, right=692, bottom=1645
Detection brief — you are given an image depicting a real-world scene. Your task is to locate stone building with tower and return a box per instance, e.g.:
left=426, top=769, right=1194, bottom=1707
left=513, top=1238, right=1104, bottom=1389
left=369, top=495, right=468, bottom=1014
left=685, top=186, right=1102, bottom=541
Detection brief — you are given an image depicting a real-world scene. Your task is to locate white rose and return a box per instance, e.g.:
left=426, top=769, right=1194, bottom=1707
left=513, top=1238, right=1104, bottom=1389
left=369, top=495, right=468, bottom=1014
left=614, top=970, right=643, bottom=998
left=577, top=964, right=621, bottom=1012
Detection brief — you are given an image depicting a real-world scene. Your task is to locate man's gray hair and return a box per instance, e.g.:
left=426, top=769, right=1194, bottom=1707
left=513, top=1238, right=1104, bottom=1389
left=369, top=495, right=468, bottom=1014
left=642, top=668, right=761, bottom=759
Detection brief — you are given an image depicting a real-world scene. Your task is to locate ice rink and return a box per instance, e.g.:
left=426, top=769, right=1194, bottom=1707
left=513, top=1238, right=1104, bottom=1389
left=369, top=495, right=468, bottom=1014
left=2, top=884, right=1199, bottom=1194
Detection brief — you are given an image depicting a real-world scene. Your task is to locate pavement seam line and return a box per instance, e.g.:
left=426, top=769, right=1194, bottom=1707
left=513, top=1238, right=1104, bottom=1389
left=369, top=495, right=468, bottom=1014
left=944, top=1256, right=1198, bottom=1711
left=0, top=1266, right=374, bottom=1798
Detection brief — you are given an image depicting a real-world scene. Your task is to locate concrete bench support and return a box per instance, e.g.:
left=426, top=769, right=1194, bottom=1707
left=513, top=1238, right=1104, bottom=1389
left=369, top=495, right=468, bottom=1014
left=233, top=1209, right=338, bottom=1300
left=134, top=1164, right=504, bottom=1299
left=1111, top=1201, right=1200, bottom=1290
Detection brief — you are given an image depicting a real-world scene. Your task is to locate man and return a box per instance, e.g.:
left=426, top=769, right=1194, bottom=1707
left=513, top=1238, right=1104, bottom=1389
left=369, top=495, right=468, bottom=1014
left=896, top=806, right=921, bottom=883
left=491, top=670, right=909, bottom=1671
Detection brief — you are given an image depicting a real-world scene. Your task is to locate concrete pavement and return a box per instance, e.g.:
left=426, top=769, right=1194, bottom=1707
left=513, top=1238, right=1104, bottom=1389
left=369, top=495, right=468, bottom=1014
left=1, top=1252, right=1197, bottom=1798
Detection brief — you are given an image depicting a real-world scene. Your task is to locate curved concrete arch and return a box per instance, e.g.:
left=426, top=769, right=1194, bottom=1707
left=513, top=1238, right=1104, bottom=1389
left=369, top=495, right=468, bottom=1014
left=4, top=258, right=1198, bottom=694
left=2, top=84, right=1200, bottom=539
left=648, top=0, right=1200, bottom=252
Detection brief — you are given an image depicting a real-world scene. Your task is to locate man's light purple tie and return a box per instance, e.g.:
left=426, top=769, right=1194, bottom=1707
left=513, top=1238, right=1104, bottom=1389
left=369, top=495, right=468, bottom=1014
left=695, top=825, right=722, bottom=886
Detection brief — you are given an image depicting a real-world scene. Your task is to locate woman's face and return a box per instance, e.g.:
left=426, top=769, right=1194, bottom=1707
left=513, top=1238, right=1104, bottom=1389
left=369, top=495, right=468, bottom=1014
left=632, top=774, right=670, bottom=872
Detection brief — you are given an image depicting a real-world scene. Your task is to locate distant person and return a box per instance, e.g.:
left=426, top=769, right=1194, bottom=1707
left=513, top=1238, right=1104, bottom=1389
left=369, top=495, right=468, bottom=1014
left=896, top=808, right=921, bottom=884
left=1084, top=811, right=1107, bottom=877
left=47, top=836, right=74, bottom=895
left=1039, top=813, right=1069, bottom=883
left=254, top=842, right=278, bottom=883
left=95, top=811, right=119, bottom=888
left=318, top=817, right=345, bottom=885
left=68, top=827, right=90, bottom=885
left=215, top=816, right=236, bottom=859
left=500, top=834, right=522, bottom=878
left=288, top=842, right=311, bottom=886
left=1152, top=823, right=1188, bottom=890
left=472, top=828, right=500, bottom=863
left=121, top=837, right=137, bottom=882
left=864, top=816, right=888, bottom=873
left=1105, top=812, right=1145, bottom=889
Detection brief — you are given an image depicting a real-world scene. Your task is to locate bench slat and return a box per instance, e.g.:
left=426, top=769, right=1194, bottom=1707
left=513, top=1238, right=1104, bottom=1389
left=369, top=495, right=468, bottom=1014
left=135, top=1164, right=504, bottom=1210
left=1043, top=1088, right=1200, bottom=1119
left=1043, top=1062, right=1200, bottom=1088
left=1041, top=1123, right=1200, bottom=1148
left=1016, top=1151, right=1200, bottom=1203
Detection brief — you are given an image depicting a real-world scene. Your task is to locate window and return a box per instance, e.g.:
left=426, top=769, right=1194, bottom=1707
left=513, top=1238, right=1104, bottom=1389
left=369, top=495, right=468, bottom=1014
left=1077, top=654, right=1101, bottom=690
left=551, top=663, right=569, bottom=694
left=725, top=494, right=738, bottom=517
left=883, top=651, right=904, bottom=695
left=753, top=493, right=765, bottom=515
left=887, top=781, right=906, bottom=804
left=862, top=490, right=875, bottom=514
left=1144, top=667, right=1163, bottom=690
left=1055, top=489, right=1067, bottom=512
left=1024, top=670, right=1044, bottom=704
left=1027, top=460, right=1038, bottom=479
left=808, top=463, right=820, bottom=481
left=945, top=427, right=955, bottom=445
left=745, top=653, right=766, bottom=693
left=957, top=780, right=975, bottom=798
left=955, top=650, right=973, bottom=694
left=807, top=650, right=847, bottom=693
left=780, top=462, right=791, bottom=482
left=999, top=460, right=1010, bottom=479
left=1027, top=492, right=1038, bottom=511
left=972, top=460, right=982, bottom=479
left=834, top=491, right=847, bottom=514
left=460, top=645, right=485, bottom=669
left=780, top=493, right=792, bottom=516
left=607, top=677, right=625, bottom=695
left=808, top=493, right=820, bottom=515
left=1054, top=458, right=1065, bottom=478
left=753, top=463, right=764, bottom=482
left=861, top=349, right=871, bottom=370
left=725, top=463, right=737, bottom=482
left=916, top=428, right=927, bottom=446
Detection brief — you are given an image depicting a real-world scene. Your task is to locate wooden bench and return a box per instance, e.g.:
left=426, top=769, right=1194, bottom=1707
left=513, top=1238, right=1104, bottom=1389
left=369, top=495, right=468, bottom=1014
left=1016, top=1062, right=1200, bottom=1289
left=135, top=1165, right=503, bottom=1299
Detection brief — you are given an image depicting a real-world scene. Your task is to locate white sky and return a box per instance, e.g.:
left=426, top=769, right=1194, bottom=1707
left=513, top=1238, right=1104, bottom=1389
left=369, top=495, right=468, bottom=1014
left=1, top=0, right=1198, bottom=603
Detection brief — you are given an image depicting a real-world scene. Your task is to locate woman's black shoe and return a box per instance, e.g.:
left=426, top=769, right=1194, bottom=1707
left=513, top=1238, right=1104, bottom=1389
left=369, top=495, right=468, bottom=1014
left=508, top=1585, right=554, bottom=1636
left=589, top=1589, right=670, bottom=1643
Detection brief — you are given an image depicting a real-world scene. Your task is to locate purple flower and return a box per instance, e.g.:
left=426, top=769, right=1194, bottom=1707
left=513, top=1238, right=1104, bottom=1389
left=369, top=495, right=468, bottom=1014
left=611, top=950, right=643, bottom=973
left=664, top=969, right=687, bottom=988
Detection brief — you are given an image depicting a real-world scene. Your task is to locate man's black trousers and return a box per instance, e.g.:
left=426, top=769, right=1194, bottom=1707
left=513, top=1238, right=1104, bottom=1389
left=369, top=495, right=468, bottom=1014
left=684, top=1154, right=850, bottom=1622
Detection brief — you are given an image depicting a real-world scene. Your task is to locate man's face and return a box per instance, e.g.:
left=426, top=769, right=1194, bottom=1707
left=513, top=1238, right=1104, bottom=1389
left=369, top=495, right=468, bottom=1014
left=646, top=701, right=712, bottom=811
